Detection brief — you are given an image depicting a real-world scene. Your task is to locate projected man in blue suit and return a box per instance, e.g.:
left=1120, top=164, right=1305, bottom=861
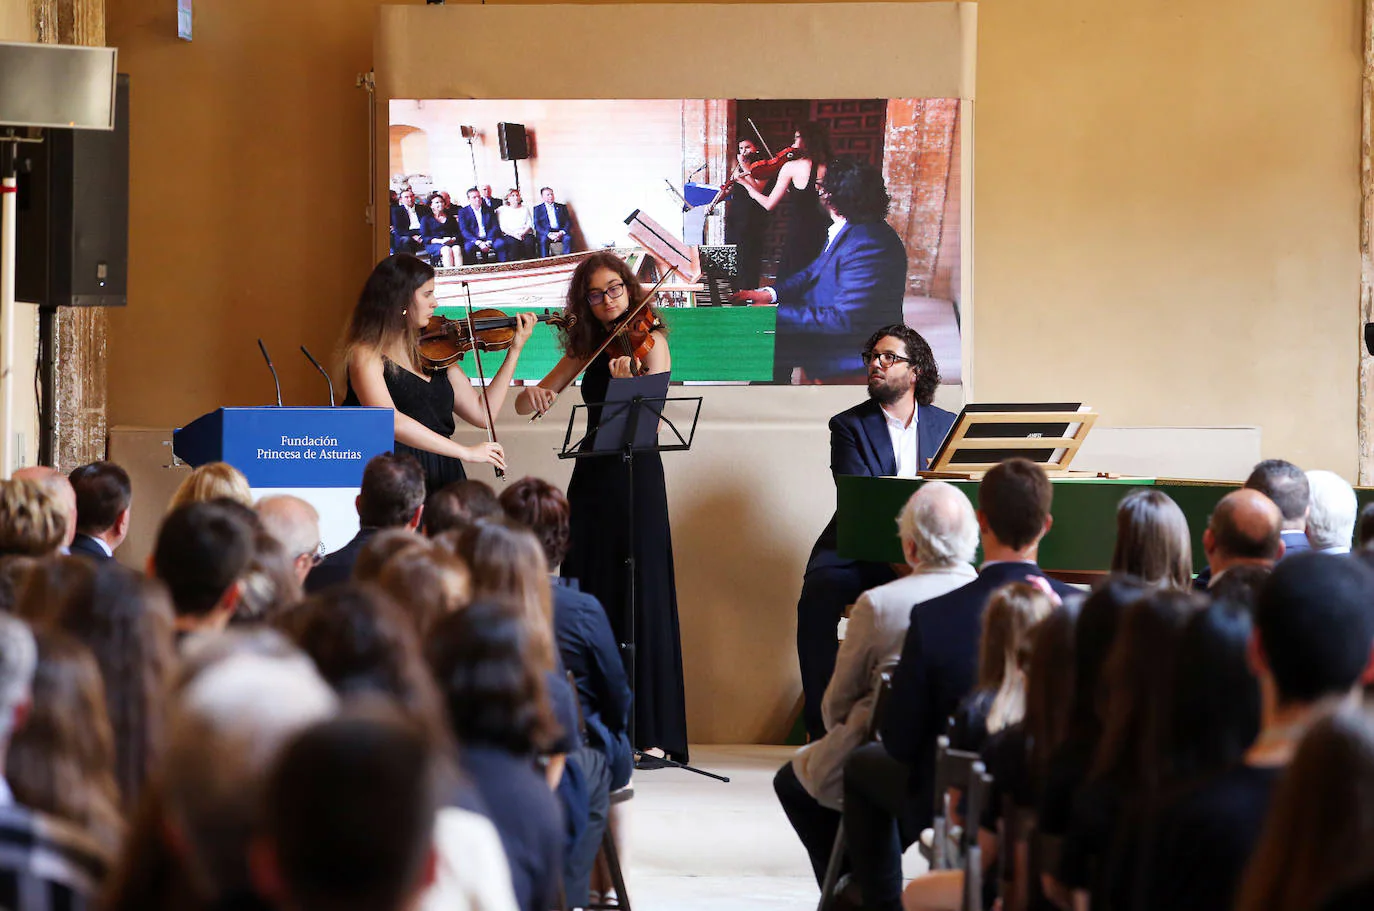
left=734, top=156, right=908, bottom=383
left=792, top=324, right=956, bottom=739
left=458, top=187, right=512, bottom=263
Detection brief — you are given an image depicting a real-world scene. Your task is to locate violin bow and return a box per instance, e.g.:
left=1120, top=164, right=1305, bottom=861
left=527, top=265, right=679, bottom=424
left=747, top=117, right=773, bottom=158
left=461, top=282, right=505, bottom=481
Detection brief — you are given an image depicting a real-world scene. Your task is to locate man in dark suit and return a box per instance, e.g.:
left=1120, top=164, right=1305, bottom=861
left=389, top=188, right=429, bottom=256
left=305, top=452, right=425, bottom=594
left=68, top=461, right=132, bottom=561
left=1200, top=489, right=1284, bottom=590
left=733, top=156, right=907, bottom=383
left=533, top=187, right=574, bottom=257
left=457, top=186, right=512, bottom=263
left=790, top=324, right=956, bottom=741
left=479, top=184, right=503, bottom=210
left=842, top=458, right=1077, bottom=911
left=1196, top=458, right=1310, bottom=588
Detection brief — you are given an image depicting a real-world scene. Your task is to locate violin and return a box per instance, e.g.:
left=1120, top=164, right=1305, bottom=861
left=612, top=308, right=665, bottom=377
left=419, top=308, right=575, bottom=368
left=705, top=144, right=803, bottom=215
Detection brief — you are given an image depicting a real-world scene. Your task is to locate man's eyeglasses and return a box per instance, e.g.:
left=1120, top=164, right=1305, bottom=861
left=587, top=282, right=627, bottom=308
left=861, top=350, right=912, bottom=368
left=300, top=541, right=326, bottom=567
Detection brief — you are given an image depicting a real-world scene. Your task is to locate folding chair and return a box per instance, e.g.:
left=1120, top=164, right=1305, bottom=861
left=566, top=671, right=633, bottom=911
left=998, top=797, right=1036, bottom=911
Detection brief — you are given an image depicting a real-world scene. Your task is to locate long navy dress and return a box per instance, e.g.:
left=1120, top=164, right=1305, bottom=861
left=344, top=359, right=466, bottom=494
left=560, top=352, right=688, bottom=761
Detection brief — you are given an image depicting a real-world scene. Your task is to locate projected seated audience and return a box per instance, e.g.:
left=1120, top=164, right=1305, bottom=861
left=498, top=189, right=536, bottom=261
left=458, top=187, right=513, bottom=263
left=422, top=193, right=463, bottom=267
left=390, top=187, right=429, bottom=256
left=533, top=187, right=573, bottom=257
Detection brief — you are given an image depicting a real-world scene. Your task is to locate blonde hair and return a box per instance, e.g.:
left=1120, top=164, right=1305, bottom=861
left=979, top=582, right=1057, bottom=734
left=169, top=463, right=253, bottom=512
left=0, top=480, right=66, bottom=557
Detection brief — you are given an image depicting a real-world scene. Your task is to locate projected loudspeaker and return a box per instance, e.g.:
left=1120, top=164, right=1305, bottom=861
left=498, top=122, right=529, bottom=161
left=15, top=74, right=130, bottom=307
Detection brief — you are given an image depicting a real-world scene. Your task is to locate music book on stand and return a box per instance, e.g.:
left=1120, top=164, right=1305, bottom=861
left=921, top=403, right=1099, bottom=479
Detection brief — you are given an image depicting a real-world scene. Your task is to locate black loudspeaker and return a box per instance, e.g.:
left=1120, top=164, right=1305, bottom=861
left=16, top=73, right=129, bottom=307
left=498, top=122, right=529, bottom=161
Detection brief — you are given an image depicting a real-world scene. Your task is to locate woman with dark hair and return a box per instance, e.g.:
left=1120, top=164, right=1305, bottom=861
left=421, top=193, right=462, bottom=267
left=428, top=600, right=565, bottom=911
left=1110, top=488, right=1193, bottom=590
left=734, top=120, right=833, bottom=282
left=342, top=253, right=538, bottom=491
left=1235, top=711, right=1374, bottom=911
left=514, top=251, right=688, bottom=763
left=7, top=629, right=124, bottom=855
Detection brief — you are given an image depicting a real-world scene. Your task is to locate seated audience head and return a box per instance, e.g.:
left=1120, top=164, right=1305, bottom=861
left=426, top=599, right=557, bottom=755
left=423, top=479, right=500, bottom=538
left=1024, top=601, right=1079, bottom=784
left=152, top=500, right=256, bottom=634
left=233, top=531, right=303, bottom=627
left=169, top=462, right=253, bottom=512
left=863, top=324, right=939, bottom=407
left=0, top=478, right=67, bottom=557
left=1206, top=563, right=1272, bottom=611
left=11, top=555, right=95, bottom=624
left=541, top=186, right=555, bottom=203
left=977, top=458, right=1054, bottom=560
left=457, top=519, right=556, bottom=671
left=358, top=452, right=426, bottom=531
left=253, top=712, right=440, bottom=911
left=1204, top=488, right=1284, bottom=578
left=7, top=629, right=123, bottom=854
left=1358, top=501, right=1374, bottom=550
left=1244, top=459, right=1310, bottom=531
left=506, top=188, right=522, bottom=206
left=12, top=466, right=77, bottom=550
left=979, top=581, right=1058, bottom=734
left=1111, top=488, right=1193, bottom=590
left=376, top=547, right=470, bottom=635
left=352, top=527, right=427, bottom=584
left=256, top=495, right=322, bottom=585
left=1252, top=553, right=1374, bottom=710
left=895, top=480, right=977, bottom=568
left=427, top=192, right=446, bottom=215
left=1168, top=602, right=1261, bottom=784
left=0, top=613, right=37, bottom=751
left=69, top=461, right=132, bottom=552
left=498, top=476, right=572, bottom=570
left=1069, top=577, right=1146, bottom=748
left=160, top=643, right=337, bottom=904
left=1234, top=710, right=1374, bottom=911
left=1304, top=470, right=1357, bottom=553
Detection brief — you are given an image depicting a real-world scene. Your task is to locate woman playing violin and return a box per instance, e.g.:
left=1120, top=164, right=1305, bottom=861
left=514, top=251, right=688, bottom=764
left=343, top=253, right=537, bottom=491
left=733, top=120, right=832, bottom=284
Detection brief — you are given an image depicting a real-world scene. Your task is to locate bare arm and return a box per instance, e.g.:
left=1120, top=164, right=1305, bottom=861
left=609, top=329, right=671, bottom=378
left=448, top=313, right=538, bottom=425
left=738, top=158, right=808, bottom=212
left=514, top=353, right=584, bottom=415
left=349, top=350, right=468, bottom=459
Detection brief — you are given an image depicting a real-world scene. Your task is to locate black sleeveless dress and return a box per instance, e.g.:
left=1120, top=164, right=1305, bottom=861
left=344, top=360, right=466, bottom=494
left=560, top=353, right=688, bottom=761
left=775, top=159, right=829, bottom=283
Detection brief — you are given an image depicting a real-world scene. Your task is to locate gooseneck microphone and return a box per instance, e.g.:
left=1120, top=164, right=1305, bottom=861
left=300, top=346, right=335, bottom=406
left=257, top=339, right=283, bottom=407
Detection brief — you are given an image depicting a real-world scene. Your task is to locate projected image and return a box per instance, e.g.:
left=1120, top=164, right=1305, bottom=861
left=388, top=98, right=963, bottom=386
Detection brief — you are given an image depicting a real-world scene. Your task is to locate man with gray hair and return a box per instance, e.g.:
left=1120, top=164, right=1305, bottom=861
left=1305, top=470, right=1357, bottom=554
left=257, top=495, right=323, bottom=585
left=773, top=481, right=979, bottom=884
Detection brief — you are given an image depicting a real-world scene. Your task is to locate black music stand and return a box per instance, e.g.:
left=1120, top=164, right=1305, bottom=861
left=558, top=373, right=726, bottom=783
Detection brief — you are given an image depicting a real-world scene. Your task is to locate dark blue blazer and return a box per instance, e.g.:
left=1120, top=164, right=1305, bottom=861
left=533, top=201, right=571, bottom=238
left=69, top=534, right=111, bottom=561
left=304, top=528, right=376, bottom=595
left=773, top=220, right=907, bottom=378
left=552, top=578, right=633, bottom=789
left=808, top=399, right=958, bottom=573
left=390, top=204, right=430, bottom=239
left=1195, top=528, right=1312, bottom=589
left=420, top=212, right=461, bottom=243
left=457, top=205, right=505, bottom=246
left=880, top=561, right=1077, bottom=825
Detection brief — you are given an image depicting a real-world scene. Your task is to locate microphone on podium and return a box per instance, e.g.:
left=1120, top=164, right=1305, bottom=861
left=257, top=339, right=283, bottom=407
left=301, top=346, right=335, bottom=406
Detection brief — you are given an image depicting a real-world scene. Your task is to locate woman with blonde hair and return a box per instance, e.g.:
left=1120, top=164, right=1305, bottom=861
left=168, top=462, right=252, bottom=511
left=0, top=479, right=66, bottom=557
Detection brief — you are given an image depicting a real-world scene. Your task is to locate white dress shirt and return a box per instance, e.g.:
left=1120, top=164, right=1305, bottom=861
left=470, top=205, right=486, bottom=238
left=404, top=205, right=420, bottom=230
left=544, top=202, right=560, bottom=230
left=881, top=404, right=919, bottom=477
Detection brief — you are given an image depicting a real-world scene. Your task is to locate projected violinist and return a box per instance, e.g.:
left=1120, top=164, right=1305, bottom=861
left=515, top=252, right=688, bottom=763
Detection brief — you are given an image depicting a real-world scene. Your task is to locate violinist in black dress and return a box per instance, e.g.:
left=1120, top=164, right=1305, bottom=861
left=515, top=251, right=689, bottom=763
left=343, top=253, right=537, bottom=492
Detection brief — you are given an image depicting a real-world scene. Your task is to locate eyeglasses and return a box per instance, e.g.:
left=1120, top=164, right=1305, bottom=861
left=300, top=541, right=326, bottom=567
left=861, top=350, right=912, bottom=368
left=587, top=282, right=627, bottom=308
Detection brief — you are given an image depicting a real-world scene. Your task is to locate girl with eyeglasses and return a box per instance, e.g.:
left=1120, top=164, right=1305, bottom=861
left=515, top=251, right=688, bottom=765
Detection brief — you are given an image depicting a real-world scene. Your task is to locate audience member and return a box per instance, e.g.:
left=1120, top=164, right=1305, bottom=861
left=1305, top=469, right=1357, bottom=554
left=152, top=500, right=257, bottom=640
left=12, top=466, right=78, bottom=552
left=1358, top=500, right=1374, bottom=550
left=68, top=461, right=132, bottom=561
left=423, top=488, right=474, bottom=538
left=422, top=192, right=463, bottom=267
left=1245, top=459, right=1311, bottom=556
left=390, top=187, right=428, bottom=256
left=1205, top=562, right=1271, bottom=609
left=498, top=189, right=536, bottom=260
left=232, top=531, right=304, bottom=626
left=1142, top=553, right=1374, bottom=911
left=168, top=461, right=253, bottom=512
left=1110, top=488, right=1192, bottom=589
left=252, top=712, right=442, bottom=911
left=306, top=452, right=425, bottom=594
left=376, top=546, right=471, bottom=635
left=256, top=495, right=322, bottom=585
left=533, top=187, right=573, bottom=257
left=457, top=187, right=512, bottom=263
left=1201, top=488, right=1284, bottom=588
left=6, top=629, right=123, bottom=855
left=0, top=478, right=67, bottom=557
left=843, top=460, right=1075, bottom=911
left=353, top=527, right=429, bottom=584
left=427, top=601, right=564, bottom=911
left=1235, top=711, right=1374, bottom=911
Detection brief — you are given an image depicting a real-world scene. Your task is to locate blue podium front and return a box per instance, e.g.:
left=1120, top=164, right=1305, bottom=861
left=173, top=407, right=394, bottom=554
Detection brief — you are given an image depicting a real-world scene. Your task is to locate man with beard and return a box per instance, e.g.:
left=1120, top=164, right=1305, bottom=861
left=792, top=324, right=955, bottom=740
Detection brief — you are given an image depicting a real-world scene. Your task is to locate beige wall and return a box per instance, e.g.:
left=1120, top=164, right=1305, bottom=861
left=103, top=0, right=1363, bottom=741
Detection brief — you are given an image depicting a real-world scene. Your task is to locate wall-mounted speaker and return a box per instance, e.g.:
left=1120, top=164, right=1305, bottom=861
left=498, top=122, right=529, bottom=161
left=16, top=73, right=130, bottom=307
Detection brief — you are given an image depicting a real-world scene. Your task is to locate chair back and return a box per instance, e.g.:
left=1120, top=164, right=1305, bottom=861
left=868, top=671, right=894, bottom=741
left=998, top=795, right=1036, bottom=911
left=960, top=763, right=993, bottom=911
left=930, top=735, right=984, bottom=871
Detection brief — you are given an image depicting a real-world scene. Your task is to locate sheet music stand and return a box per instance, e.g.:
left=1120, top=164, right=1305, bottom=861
left=922, top=405, right=1099, bottom=478
left=558, top=373, right=725, bottom=782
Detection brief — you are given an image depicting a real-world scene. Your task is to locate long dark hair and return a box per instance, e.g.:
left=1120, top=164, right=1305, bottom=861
left=342, top=254, right=433, bottom=374
left=794, top=120, right=832, bottom=163
left=1166, top=601, right=1260, bottom=784
left=1024, top=602, right=1079, bottom=790
left=558, top=251, right=665, bottom=361
left=1065, top=576, right=1145, bottom=749
left=1110, top=489, right=1193, bottom=590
